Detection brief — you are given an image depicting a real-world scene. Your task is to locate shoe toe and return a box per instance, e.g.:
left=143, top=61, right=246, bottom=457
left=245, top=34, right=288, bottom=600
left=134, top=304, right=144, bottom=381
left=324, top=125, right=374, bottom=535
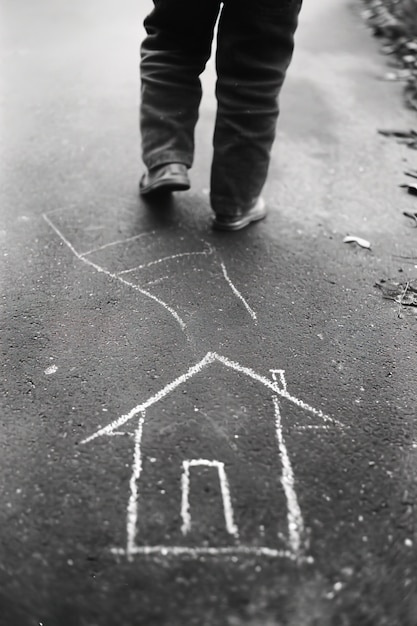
left=213, top=198, right=266, bottom=231
left=140, top=164, right=190, bottom=196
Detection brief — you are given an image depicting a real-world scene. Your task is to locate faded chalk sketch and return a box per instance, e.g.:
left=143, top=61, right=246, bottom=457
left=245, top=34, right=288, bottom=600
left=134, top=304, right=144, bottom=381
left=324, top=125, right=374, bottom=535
left=81, top=353, right=341, bottom=562
left=43, top=208, right=343, bottom=563
left=43, top=211, right=257, bottom=331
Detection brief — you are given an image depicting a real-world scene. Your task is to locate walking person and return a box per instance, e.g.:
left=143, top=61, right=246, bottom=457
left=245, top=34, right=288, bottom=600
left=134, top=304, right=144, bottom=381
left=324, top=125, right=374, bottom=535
left=139, top=0, right=302, bottom=231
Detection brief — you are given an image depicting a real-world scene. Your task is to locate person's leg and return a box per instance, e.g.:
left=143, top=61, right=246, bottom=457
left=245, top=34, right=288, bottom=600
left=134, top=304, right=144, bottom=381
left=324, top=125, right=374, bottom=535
left=210, top=0, right=302, bottom=224
left=140, top=0, right=221, bottom=172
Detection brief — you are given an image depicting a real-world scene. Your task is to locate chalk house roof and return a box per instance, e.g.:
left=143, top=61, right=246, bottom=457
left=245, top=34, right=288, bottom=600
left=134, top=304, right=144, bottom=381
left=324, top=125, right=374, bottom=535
left=82, top=352, right=339, bottom=444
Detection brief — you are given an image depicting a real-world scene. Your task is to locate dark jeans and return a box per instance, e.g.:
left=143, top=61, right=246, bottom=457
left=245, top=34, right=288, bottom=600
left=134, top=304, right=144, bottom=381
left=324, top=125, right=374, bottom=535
left=140, top=0, right=302, bottom=215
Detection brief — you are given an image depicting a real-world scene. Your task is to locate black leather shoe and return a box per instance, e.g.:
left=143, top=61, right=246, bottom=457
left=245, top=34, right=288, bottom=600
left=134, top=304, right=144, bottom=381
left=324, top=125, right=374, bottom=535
left=213, top=197, right=267, bottom=231
left=139, top=163, right=190, bottom=196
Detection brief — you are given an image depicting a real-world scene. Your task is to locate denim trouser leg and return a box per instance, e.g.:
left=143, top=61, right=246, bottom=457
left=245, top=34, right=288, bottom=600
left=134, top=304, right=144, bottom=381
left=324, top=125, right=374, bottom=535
left=210, top=0, right=302, bottom=216
left=140, top=0, right=221, bottom=170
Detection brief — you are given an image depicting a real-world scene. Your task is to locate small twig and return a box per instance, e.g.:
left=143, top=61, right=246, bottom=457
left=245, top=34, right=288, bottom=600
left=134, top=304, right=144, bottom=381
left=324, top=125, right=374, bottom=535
left=403, top=211, right=417, bottom=226
left=397, top=281, right=410, bottom=318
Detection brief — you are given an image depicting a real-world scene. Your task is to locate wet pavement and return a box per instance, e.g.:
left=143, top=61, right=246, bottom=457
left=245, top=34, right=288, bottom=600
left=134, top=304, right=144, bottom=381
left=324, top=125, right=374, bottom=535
left=1, top=0, right=417, bottom=624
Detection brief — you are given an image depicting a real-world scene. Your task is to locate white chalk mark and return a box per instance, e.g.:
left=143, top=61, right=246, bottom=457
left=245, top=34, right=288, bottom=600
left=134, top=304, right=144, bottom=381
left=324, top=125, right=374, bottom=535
left=180, top=462, right=191, bottom=534
left=81, top=351, right=341, bottom=444
left=273, top=396, right=305, bottom=557
left=106, top=431, right=134, bottom=437
left=117, top=251, right=211, bottom=275
left=81, top=352, right=215, bottom=443
left=293, top=425, right=335, bottom=432
left=126, top=413, right=145, bottom=560
left=111, top=545, right=309, bottom=561
left=43, top=213, right=84, bottom=257
left=79, top=231, right=156, bottom=257
left=213, top=354, right=340, bottom=426
left=181, top=460, right=238, bottom=537
left=45, top=213, right=258, bottom=331
left=220, top=262, right=257, bottom=322
left=43, top=214, right=186, bottom=330
left=270, top=370, right=287, bottom=392
left=144, top=276, right=169, bottom=287
left=44, top=365, right=58, bottom=375
left=115, top=273, right=186, bottom=329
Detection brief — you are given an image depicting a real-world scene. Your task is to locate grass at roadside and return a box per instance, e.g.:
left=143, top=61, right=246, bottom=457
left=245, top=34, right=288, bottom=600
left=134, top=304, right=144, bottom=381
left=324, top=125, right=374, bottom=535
left=361, top=0, right=417, bottom=110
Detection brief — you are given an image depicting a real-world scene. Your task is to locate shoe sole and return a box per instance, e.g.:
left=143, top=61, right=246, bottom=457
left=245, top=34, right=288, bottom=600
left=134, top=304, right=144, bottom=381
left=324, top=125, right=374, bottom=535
left=139, top=174, right=190, bottom=197
left=212, top=201, right=267, bottom=231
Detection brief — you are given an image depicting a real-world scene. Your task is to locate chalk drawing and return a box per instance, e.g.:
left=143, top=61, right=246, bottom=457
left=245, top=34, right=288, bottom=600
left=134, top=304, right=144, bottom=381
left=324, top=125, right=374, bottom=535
left=273, top=395, right=304, bottom=556
left=117, top=250, right=212, bottom=275
left=271, top=369, right=333, bottom=434
left=111, top=545, right=313, bottom=561
left=270, top=369, right=287, bottom=392
left=43, top=209, right=344, bottom=564
left=143, top=276, right=169, bottom=287
left=81, top=353, right=341, bottom=562
left=126, top=414, right=145, bottom=556
left=43, top=212, right=257, bottom=332
left=43, top=213, right=187, bottom=330
left=80, top=232, right=157, bottom=258
left=82, top=352, right=341, bottom=444
left=181, top=460, right=239, bottom=538
left=220, top=262, right=257, bottom=322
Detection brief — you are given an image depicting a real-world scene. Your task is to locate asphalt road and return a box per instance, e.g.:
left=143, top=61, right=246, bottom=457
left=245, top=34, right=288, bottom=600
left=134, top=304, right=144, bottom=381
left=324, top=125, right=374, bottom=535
left=1, top=0, right=417, bottom=625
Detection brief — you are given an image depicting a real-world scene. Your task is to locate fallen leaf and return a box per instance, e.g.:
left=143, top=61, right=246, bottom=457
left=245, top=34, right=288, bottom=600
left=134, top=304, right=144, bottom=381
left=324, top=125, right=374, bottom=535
left=400, top=182, right=417, bottom=195
left=381, top=71, right=402, bottom=81
left=343, top=236, right=371, bottom=249
left=405, top=42, right=417, bottom=52
left=378, top=128, right=417, bottom=148
left=378, top=129, right=417, bottom=139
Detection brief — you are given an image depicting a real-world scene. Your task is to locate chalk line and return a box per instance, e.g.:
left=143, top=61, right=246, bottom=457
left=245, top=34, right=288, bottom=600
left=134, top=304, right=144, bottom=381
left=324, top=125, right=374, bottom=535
left=144, top=276, right=169, bottom=287
left=220, top=262, right=257, bottom=322
left=126, top=414, right=145, bottom=559
left=111, top=545, right=308, bottom=561
left=43, top=214, right=186, bottom=330
left=213, top=354, right=341, bottom=426
left=81, top=351, right=341, bottom=444
left=45, top=213, right=260, bottom=330
left=181, top=460, right=238, bottom=537
left=81, top=352, right=216, bottom=443
left=270, top=370, right=287, bottom=392
left=117, top=251, right=212, bottom=275
left=273, top=396, right=305, bottom=557
left=293, top=425, right=335, bottom=431
left=180, top=462, right=191, bottom=534
left=80, top=231, right=156, bottom=257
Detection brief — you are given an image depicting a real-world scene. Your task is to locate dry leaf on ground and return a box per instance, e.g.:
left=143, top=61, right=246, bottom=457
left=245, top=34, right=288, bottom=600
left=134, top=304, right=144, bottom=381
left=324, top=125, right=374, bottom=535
left=343, top=236, right=372, bottom=249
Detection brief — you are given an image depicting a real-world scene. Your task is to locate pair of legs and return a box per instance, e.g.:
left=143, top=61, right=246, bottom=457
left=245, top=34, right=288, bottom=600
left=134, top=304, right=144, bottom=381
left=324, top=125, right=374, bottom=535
left=140, top=0, right=302, bottom=218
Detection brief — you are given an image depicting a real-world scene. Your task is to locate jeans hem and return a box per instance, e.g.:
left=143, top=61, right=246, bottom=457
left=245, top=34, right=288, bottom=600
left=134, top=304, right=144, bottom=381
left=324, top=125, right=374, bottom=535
left=143, top=151, right=193, bottom=170
left=210, top=194, right=260, bottom=217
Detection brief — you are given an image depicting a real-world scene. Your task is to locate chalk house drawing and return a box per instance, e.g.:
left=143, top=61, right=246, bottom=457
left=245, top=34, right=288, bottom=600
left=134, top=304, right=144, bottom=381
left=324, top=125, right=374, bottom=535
left=81, top=353, right=342, bottom=562
left=43, top=209, right=342, bottom=562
